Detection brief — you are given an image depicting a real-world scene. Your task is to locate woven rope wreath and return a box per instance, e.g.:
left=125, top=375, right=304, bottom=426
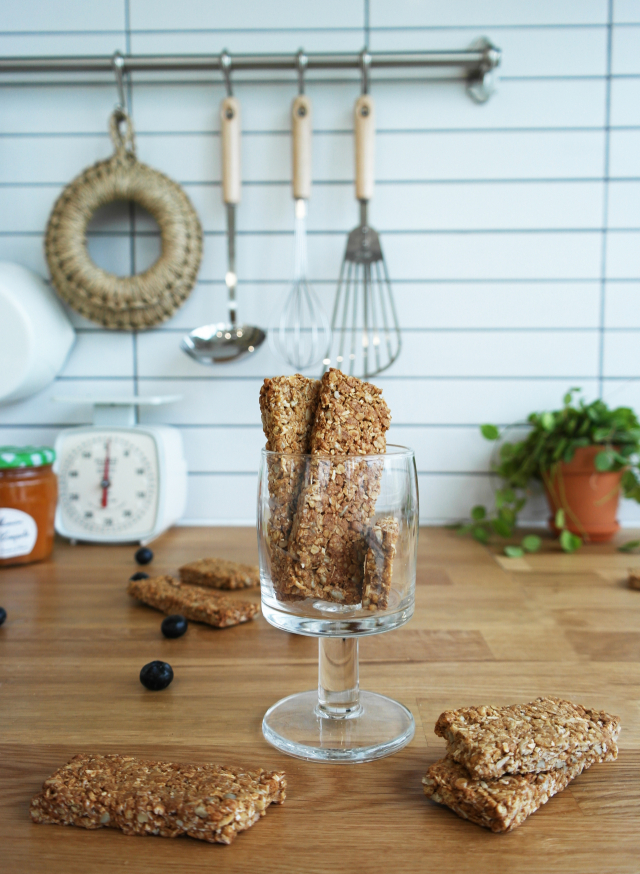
left=45, top=109, right=203, bottom=330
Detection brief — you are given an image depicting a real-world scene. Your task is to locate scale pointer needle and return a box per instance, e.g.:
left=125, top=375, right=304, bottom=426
left=101, top=440, right=111, bottom=508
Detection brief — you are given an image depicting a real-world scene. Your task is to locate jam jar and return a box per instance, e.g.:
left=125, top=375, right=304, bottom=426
left=0, top=446, right=57, bottom=566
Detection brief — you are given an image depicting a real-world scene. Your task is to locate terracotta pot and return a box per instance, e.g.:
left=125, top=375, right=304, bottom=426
left=543, top=445, right=623, bottom=543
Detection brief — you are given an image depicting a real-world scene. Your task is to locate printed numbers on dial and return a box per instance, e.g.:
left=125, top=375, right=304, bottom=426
left=58, top=432, right=158, bottom=537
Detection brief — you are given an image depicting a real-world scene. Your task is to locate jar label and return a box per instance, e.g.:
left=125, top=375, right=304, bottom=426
left=0, top=508, right=38, bottom=558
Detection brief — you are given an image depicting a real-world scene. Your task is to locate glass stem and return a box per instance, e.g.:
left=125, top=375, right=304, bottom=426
left=317, top=637, right=361, bottom=718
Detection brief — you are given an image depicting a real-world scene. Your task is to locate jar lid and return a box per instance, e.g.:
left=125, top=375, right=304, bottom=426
left=0, top=446, right=56, bottom=468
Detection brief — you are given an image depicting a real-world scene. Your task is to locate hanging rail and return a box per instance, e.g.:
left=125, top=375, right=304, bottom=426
left=0, top=40, right=501, bottom=103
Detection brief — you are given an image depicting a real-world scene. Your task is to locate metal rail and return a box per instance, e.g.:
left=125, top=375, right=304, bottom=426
left=0, top=40, right=501, bottom=103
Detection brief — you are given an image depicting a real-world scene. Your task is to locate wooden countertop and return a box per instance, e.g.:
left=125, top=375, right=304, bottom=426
left=1, top=527, right=639, bottom=873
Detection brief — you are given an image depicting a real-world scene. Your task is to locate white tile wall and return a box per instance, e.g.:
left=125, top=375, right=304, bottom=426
left=1, top=0, right=639, bottom=527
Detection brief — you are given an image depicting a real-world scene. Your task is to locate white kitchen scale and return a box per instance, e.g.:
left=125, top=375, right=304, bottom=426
left=52, top=396, right=187, bottom=545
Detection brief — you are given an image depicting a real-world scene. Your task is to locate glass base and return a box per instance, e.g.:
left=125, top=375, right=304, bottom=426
left=261, top=592, right=414, bottom=637
left=262, top=689, right=415, bottom=763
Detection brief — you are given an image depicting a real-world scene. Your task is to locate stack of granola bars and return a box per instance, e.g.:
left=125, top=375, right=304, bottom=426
left=422, top=696, right=621, bottom=832
left=259, top=369, right=399, bottom=609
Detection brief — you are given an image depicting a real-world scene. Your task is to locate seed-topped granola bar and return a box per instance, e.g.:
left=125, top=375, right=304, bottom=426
left=179, top=558, right=259, bottom=590
left=422, top=754, right=590, bottom=833
left=259, top=375, right=321, bottom=601
left=309, top=369, right=390, bottom=457
left=362, top=517, right=399, bottom=611
left=127, top=575, right=259, bottom=627
left=259, top=374, right=320, bottom=455
left=283, top=370, right=391, bottom=604
left=435, top=696, right=621, bottom=780
left=30, top=754, right=286, bottom=844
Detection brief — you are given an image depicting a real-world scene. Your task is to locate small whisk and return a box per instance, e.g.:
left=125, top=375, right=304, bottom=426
left=323, top=51, right=401, bottom=380
left=270, top=198, right=331, bottom=370
left=269, top=51, right=331, bottom=371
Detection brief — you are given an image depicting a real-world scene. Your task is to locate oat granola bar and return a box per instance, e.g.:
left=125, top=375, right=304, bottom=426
left=259, top=375, right=320, bottom=600
left=362, top=517, right=399, bottom=611
left=284, top=370, right=391, bottom=604
left=127, top=575, right=259, bottom=628
left=259, top=374, right=320, bottom=455
left=422, top=754, right=590, bottom=833
left=179, top=558, right=259, bottom=590
left=435, top=696, right=621, bottom=780
left=309, top=368, right=390, bottom=457
left=30, top=754, right=285, bottom=845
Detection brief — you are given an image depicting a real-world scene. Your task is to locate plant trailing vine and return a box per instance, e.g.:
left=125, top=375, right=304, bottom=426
left=459, top=389, right=640, bottom=556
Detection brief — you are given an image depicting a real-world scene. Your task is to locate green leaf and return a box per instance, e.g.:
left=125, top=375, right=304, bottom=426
left=622, top=470, right=640, bottom=494
left=481, top=424, right=500, bottom=441
left=593, top=427, right=612, bottom=443
left=499, top=442, right=515, bottom=460
left=555, top=508, right=566, bottom=529
left=617, top=540, right=640, bottom=553
left=522, top=534, right=542, bottom=553
left=471, top=505, right=486, bottom=521
left=595, top=450, right=615, bottom=472
left=541, top=412, right=555, bottom=431
left=492, top=518, right=513, bottom=538
left=498, top=506, right=516, bottom=525
left=504, top=546, right=524, bottom=558
left=552, top=438, right=568, bottom=461
left=560, top=530, right=582, bottom=553
left=472, top=526, right=489, bottom=544
left=563, top=389, right=580, bottom=406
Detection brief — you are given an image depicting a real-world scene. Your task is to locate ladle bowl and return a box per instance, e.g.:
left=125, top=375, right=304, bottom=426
left=181, top=322, right=265, bottom=365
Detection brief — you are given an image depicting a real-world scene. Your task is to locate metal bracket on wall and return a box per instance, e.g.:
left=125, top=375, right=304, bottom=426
left=0, top=39, right=501, bottom=102
left=465, top=37, right=500, bottom=104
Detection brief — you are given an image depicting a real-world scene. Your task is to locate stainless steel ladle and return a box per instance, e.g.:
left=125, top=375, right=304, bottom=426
left=181, top=52, right=265, bottom=365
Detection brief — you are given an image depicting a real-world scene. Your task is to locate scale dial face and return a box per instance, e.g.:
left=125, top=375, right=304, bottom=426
left=57, top=430, right=159, bottom=540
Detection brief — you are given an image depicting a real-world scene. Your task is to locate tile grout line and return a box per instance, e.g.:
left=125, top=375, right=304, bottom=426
left=364, top=0, right=370, bottom=48
left=598, top=0, right=614, bottom=399
left=124, top=0, right=140, bottom=420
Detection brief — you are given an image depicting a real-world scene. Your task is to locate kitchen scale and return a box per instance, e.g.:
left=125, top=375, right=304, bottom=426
left=52, top=396, right=187, bottom=545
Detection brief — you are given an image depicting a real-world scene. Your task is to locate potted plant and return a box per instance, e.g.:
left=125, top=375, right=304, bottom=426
left=460, top=389, right=640, bottom=555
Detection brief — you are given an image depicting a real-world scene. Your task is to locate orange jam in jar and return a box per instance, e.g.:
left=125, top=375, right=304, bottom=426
left=0, top=446, right=57, bottom=566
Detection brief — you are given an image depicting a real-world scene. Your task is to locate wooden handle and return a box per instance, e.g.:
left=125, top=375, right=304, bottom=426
left=354, top=94, right=375, bottom=201
left=220, top=96, right=241, bottom=204
left=292, top=94, right=312, bottom=200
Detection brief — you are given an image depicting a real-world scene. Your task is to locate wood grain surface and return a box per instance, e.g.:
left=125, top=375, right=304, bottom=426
left=1, top=527, right=639, bottom=873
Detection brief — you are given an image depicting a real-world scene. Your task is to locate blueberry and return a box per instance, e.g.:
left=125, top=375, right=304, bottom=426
left=135, top=547, right=154, bottom=565
left=161, top=614, right=188, bottom=639
left=0, top=607, right=6, bottom=627
left=140, top=660, right=173, bottom=691
left=130, top=571, right=150, bottom=581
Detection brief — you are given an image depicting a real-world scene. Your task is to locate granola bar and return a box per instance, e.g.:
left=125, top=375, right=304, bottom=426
left=422, top=754, right=589, bottom=833
left=259, top=375, right=320, bottom=600
left=179, top=558, right=259, bottom=590
left=435, top=696, right=621, bottom=780
left=127, top=575, right=259, bottom=628
left=362, top=517, right=399, bottom=611
left=30, top=754, right=285, bottom=845
left=284, top=370, right=390, bottom=604
left=309, top=368, right=390, bottom=457
left=259, top=374, right=320, bottom=455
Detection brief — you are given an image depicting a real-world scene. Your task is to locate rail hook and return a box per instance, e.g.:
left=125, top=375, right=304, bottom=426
left=360, top=48, right=371, bottom=95
left=112, top=50, right=127, bottom=114
left=220, top=50, right=233, bottom=97
left=296, top=49, right=308, bottom=95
